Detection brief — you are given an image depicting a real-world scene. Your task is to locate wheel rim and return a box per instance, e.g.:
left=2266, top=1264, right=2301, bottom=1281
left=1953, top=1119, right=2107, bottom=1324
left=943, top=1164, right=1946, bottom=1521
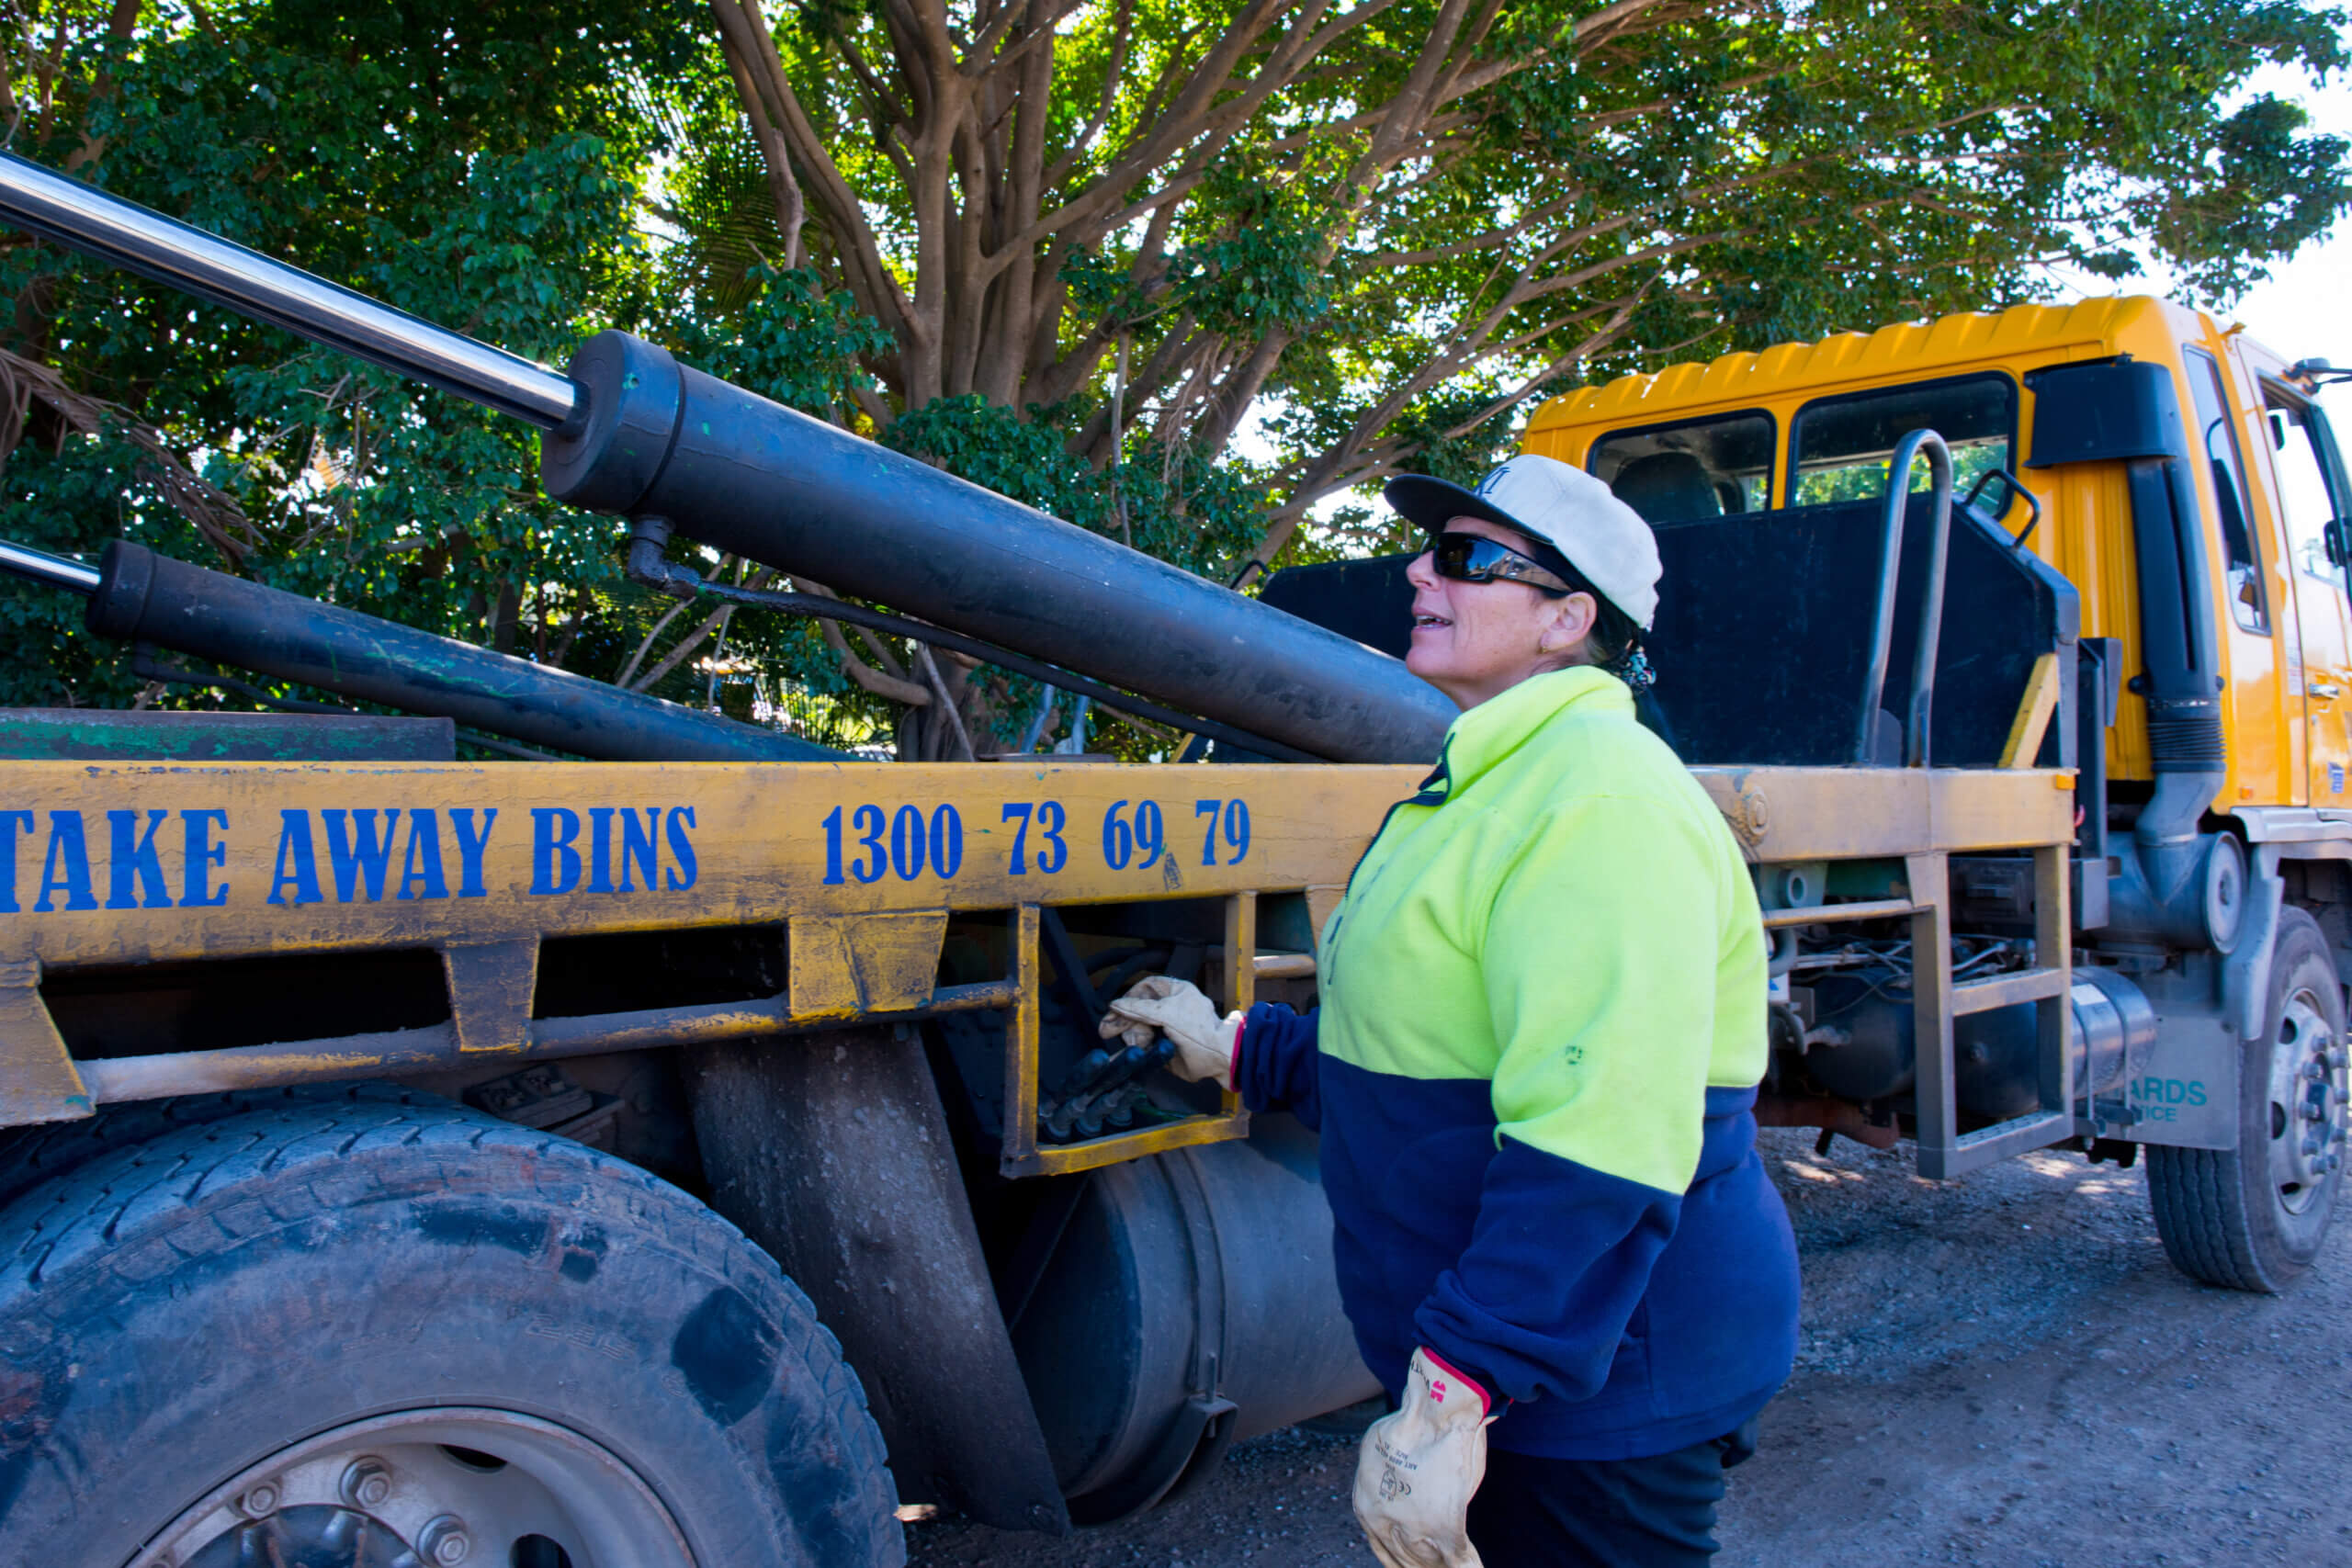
left=127, top=1408, right=695, bottom=1568
left=2265, top=989, right=2347, bottom=1218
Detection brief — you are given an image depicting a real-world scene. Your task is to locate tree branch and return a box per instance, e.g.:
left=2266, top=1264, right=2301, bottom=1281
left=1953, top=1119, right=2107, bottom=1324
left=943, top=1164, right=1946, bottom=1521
left=711, top=0, right=915, bottom=343
left=914, top=642, right=976, bottom=757
left=713, top=3, right=808, bottom=268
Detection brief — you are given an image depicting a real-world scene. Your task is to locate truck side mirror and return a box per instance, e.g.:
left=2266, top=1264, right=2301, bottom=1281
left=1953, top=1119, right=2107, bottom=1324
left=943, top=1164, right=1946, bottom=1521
left=2327, top=516, right=2352, bottom=570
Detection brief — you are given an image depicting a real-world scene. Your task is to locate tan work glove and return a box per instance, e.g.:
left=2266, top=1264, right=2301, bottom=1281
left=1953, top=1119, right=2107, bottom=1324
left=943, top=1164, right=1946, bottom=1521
left=1101, top=976, right=1241, bottom=1088
left=1352, top=1348, right=1496, bottom=1568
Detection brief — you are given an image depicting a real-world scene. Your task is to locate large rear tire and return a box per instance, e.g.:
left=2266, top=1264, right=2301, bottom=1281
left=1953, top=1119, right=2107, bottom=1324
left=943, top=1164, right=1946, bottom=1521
left=2148, top=907, right=2348, bottom=1292
left=0, top=1089, right=904, bottom=1566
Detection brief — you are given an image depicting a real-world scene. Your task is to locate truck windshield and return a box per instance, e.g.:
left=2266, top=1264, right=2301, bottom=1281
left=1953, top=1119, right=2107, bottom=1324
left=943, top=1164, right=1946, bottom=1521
left=2265, top=389, right=2348, bottom=586
left=1589, top=411, right=1775, bottom=524
left=1790, top=373, right=2016, bottom=506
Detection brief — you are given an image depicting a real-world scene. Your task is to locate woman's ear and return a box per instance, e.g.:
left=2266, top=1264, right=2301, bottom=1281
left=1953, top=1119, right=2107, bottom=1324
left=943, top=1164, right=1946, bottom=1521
left=1535, top=591, right=1600, bottom=659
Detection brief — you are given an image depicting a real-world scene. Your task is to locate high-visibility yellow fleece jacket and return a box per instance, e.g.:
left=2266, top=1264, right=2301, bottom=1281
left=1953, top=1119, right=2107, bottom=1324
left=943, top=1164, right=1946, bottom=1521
left=1237, top=665, right=1800, bottom=1459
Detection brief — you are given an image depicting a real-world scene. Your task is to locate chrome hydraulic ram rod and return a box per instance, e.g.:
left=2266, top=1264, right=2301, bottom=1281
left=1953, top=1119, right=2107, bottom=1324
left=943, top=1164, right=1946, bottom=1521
left=0, top=537, right=847, bottom=762
left=0, top=536, right=101, bottom=593
left=0, top=153, right=1455, bottom=764
left=0, top=154, right=578, bottom=427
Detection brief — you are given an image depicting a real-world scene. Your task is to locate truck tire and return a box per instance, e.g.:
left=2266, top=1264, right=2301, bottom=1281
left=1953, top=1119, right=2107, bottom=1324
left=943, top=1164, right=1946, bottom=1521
left=0, top=1089, right=905, bottom=1567
left=0, top=1081, right=425, bottom=1211
left=2148, top=907, right=2348, bottom=1292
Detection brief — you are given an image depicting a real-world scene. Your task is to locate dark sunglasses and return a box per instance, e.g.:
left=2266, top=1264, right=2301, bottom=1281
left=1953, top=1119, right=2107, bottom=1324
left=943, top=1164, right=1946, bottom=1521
left=1429, top=531, right=1573, bottom=595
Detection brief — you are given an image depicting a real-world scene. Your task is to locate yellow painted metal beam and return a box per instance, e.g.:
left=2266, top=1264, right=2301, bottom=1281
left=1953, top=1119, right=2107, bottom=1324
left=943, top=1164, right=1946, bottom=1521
left=1691, top=765, right=2074, bottom=863
left=1998, top=653, right=2064, bottom=769
left=0, top=761, right=1422, bottom=970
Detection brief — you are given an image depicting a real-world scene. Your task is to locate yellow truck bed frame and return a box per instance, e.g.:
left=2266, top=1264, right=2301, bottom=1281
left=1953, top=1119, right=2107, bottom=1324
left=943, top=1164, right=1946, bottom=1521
left=0, top=757, right=2075, bottom=1180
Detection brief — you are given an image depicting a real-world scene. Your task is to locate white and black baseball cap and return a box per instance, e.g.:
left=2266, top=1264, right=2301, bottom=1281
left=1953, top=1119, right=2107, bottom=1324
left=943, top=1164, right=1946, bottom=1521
left=1386, top=455, right=1662, bottom=630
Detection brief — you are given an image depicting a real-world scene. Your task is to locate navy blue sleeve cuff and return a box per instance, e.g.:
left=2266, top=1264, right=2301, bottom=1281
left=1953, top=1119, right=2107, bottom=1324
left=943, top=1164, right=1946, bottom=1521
left=1235, top=1002, right=1320, bottom=1129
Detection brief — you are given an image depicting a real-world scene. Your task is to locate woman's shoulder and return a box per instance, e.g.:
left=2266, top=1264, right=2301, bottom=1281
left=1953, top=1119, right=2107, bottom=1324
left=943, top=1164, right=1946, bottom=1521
left=1529, top=700, right=1690, bottom=788
left=1523, top=706, right=1737, bottom=839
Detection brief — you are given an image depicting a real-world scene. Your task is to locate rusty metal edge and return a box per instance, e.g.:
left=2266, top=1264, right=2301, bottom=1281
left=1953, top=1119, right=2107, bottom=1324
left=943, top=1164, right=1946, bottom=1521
left=74, top=977, right=1020, bottom=1103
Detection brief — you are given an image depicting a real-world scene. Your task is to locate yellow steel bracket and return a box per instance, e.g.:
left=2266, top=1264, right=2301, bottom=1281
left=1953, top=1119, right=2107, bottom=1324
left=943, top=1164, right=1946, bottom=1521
left=1998, top=652, right=2064, bottom=769
left=441, top=938, right=540, bottom=1054
left=997, top=896, right=1254, bottom=1179
left=789, top=910, right=951, bottom=1022
left=0, top=954, right=87, bottom=1124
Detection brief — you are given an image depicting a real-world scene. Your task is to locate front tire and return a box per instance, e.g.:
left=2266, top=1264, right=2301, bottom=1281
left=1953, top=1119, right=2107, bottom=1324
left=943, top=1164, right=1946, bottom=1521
left=2149, top=907, right=2348, bottom=1291
left=0, top=1089, right=904, bottom=1566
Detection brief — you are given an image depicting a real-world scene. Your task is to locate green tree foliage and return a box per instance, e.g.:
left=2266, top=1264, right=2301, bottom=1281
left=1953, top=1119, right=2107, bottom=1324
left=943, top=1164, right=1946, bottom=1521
left=0, top=1, right=904, bottom=751
left=0, top=0, right=2344, bottom=760
left=711, top=0, right=2348, bottom=582
left=0, top=0, right=698, bottom=718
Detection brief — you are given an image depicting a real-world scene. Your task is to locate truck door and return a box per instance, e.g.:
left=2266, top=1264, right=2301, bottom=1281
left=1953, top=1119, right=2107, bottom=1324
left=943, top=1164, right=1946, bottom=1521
left=2260, top=384, right=2352, bottom=804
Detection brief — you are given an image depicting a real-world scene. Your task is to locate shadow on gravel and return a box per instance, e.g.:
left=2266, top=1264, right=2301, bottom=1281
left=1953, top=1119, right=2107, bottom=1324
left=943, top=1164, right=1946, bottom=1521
left=906, top=1128, right=2352, bottom=1567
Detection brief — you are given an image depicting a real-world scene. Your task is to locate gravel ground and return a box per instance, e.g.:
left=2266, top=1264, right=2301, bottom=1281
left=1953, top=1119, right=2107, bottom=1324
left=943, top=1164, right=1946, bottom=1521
left=904, top=1128, right=2352, bottom=1566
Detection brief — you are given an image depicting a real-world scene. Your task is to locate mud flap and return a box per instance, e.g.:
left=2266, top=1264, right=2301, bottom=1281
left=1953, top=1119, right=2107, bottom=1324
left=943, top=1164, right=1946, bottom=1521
left=684, top=1025, right=1071, bottom=1534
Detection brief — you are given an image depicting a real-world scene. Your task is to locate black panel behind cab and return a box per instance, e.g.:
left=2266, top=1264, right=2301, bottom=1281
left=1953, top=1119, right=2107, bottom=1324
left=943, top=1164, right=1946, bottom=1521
left=1257, top=493, right=2077, bottom=768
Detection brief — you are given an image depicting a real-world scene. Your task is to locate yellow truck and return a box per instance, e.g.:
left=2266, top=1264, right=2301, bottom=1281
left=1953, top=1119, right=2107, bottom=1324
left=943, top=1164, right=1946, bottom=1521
left=0, top=149, right=2338, bottom=1566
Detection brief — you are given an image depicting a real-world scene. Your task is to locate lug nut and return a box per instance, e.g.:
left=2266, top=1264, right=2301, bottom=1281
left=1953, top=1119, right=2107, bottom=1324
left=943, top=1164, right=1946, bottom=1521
left=339, top=1456, right=393, bottom=1510
left=235, top=1481, right=280, bottom=1519
left=418, top=1514, right=471, bottom=1565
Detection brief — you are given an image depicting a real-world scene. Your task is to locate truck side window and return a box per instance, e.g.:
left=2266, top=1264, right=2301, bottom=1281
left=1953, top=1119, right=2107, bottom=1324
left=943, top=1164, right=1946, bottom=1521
left=1588, top=411, right=1776, bottom=524
left=2185, top=348, right=2268, bottom=633
left=1788, top=373, right=2017, bottom=509
left=2266, top=390, right=2349, bottom=591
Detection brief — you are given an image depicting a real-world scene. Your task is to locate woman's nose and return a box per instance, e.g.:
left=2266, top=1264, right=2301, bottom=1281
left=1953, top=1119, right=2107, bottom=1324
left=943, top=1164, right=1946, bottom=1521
left=1405, top=549, right=1436, bottom=588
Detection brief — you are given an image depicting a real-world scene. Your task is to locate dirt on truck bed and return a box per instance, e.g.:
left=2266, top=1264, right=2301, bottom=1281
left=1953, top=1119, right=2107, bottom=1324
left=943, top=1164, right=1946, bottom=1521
left=905, top=1129, right=2352, bottom=1566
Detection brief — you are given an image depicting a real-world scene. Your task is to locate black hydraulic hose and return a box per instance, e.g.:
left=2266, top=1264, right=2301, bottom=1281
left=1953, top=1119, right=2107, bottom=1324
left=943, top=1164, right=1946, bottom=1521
left=0, top=538, right=849, bottom=762
left=627, top=520, right=1318, bottom=762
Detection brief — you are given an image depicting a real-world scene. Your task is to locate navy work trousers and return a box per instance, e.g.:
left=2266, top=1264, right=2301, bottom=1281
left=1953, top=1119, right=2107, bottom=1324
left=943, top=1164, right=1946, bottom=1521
left=1464, top=1424, right=1757, bottom=1566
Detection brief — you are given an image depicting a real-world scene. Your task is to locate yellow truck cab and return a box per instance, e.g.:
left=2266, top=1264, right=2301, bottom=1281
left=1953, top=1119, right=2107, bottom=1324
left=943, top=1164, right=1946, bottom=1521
left=1525, top=297, right=2352, bottom=817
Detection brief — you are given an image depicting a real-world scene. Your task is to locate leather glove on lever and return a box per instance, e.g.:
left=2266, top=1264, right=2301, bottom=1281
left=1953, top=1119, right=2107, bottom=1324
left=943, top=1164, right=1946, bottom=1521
left=1101, top=976, right=1240, bottom=1088
left=1352, top=1348, right=1496, bottom=1568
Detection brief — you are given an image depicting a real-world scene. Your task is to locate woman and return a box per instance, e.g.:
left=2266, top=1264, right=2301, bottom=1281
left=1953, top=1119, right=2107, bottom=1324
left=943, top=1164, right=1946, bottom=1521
left=1106, top=454, right=1801, bottom=1568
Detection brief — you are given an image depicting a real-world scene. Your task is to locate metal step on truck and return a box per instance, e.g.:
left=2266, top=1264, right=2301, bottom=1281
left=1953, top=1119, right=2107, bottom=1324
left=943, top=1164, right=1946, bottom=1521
left=0, top=150, right=2341, bottom=1567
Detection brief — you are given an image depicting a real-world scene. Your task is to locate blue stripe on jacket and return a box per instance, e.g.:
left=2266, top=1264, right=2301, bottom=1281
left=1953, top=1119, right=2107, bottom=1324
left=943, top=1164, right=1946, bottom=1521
left=1238, top=1001, right=1799, bottom=1460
